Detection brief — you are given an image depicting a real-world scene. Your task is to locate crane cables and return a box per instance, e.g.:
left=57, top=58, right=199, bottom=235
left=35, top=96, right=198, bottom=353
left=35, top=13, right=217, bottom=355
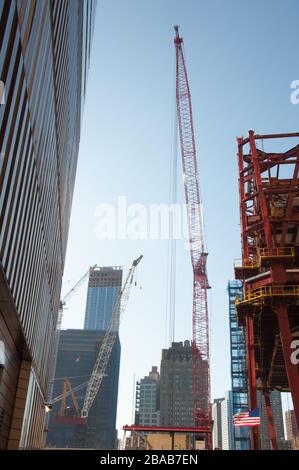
left=165, top=50, right=178, bottom=347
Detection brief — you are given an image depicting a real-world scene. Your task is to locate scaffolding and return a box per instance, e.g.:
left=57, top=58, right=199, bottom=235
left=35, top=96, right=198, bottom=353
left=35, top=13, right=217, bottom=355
left=228, top=280, right=250, bottom=450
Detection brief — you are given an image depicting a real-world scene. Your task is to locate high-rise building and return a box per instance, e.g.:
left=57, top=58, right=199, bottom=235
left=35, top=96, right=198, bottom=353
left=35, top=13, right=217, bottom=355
left=135, top=366, right=160, bottom=427
left=278, top=439, right=294, bottom=450
left=211, top=398, right=224, bottom=450
left=221, top=391, right=234, bottom=450
left=46, top=329, right=120, bottom=449
left=258, top=390, right=285, bottom=450
left=285, top=409, right=299, bottom=443
left=159, top=340, right=207, bottom=427
left=84, top=266, right=123, bottom=330
left=228, top=280, right=250, bottom=450
left=285, top=410, right=299, bottom=450
left=0, top=1, right=96, bottom=449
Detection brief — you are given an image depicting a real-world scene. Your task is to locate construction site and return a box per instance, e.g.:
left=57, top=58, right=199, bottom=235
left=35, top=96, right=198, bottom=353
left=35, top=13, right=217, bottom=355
left=0, top=0, right=299, bottom=455
left=43, top=27, right=299, bottom=451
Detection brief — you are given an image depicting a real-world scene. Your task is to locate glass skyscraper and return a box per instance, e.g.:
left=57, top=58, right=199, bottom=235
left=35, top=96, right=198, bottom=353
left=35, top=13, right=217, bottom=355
left=0, top=1, right=96, bottom=449
left=47, top=329, right=120, bottom=449
left=47, top=268, right=123, bottom=448
left=221, top=391, right=234, bottom=450
left=84, top=266, right=123, bottom=331
left=228, top=280, right=250, bottom=450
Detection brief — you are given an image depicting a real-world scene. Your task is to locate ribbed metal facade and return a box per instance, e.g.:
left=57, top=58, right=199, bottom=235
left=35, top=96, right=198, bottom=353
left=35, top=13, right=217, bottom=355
left=0, top=0, right=96, bottom=449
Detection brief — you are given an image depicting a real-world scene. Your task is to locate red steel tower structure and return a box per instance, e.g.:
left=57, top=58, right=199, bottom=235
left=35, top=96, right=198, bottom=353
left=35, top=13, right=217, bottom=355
left=235, top=131, right=299, bottom=450
left=174, top=26, right=211, bottom=444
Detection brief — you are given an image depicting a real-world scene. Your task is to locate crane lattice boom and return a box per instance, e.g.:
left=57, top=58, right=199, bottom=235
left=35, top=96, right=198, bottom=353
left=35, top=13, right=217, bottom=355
left=81, top=255, right=143, bottom=417
left=47, top=265, right=97, bottom=404
left=174, top=26, right=211, bottom=441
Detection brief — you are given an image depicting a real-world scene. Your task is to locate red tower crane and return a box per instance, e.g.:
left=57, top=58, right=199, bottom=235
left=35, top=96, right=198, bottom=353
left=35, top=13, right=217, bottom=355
left=174, top=26, right=211, bottom=445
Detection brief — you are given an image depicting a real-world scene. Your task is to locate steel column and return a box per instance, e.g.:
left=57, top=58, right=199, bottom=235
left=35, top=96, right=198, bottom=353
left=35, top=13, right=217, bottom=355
left=237, top=138, right=249, bottom=260
left=263, top=388, right=278, bottom=450
left=246, top=315, right=260, bottom=449
left=276, top=303, right=299, bottom=431
left=248, top=130, right=273, bottom=249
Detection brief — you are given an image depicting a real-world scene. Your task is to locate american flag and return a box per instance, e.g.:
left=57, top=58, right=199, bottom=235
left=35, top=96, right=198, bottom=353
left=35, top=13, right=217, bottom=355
left=233, top=408, right=260, bottom=427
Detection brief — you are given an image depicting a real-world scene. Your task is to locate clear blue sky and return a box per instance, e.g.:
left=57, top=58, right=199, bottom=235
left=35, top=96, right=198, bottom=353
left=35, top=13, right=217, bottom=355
left=61, top=0, right=299, bottom=433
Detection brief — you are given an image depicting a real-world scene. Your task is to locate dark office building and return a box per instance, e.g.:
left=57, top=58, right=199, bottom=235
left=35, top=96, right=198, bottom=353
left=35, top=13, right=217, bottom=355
left=160, top=340, right=207, bottom=427
left=46, top=329, right=120, bottom=449
left=0, top=1, right=96, bottom=449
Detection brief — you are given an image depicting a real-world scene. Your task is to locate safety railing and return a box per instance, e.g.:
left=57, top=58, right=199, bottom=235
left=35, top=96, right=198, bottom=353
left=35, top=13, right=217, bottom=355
left=235, top=285, right=299, bottom=305
left=258, top=247, right=295, bottom=259
left=234, top=258, right=259, bottom=269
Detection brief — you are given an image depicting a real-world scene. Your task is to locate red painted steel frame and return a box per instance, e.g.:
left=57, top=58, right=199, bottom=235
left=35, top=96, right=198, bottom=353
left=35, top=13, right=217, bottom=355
left=263, top=388, right=278, bottom=450
left=123, top=425, right=211, bottom=434
left=174, top=27, right=211, bottom=449
left=245, top=315, right=260, bottom=449
left=237, top=130, right=299, bottom=449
